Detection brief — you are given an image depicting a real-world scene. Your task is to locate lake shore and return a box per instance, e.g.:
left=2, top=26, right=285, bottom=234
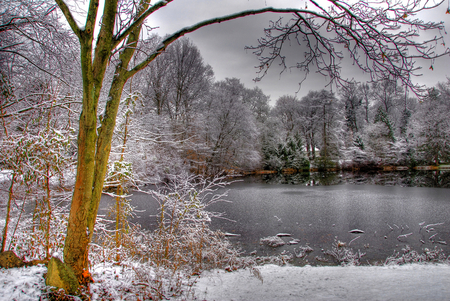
left=193, top=263, right=450, bottom=301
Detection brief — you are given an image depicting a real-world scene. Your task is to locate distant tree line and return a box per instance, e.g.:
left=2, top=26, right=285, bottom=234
left=268, top=80, right=450, bottom=171
left=117, top=37, right=450, bottom=176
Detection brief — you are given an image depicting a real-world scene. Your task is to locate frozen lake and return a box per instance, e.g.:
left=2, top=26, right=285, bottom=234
left=205, top=178, right=450, bottom=264
left=101, top=171, right=450, bottom=265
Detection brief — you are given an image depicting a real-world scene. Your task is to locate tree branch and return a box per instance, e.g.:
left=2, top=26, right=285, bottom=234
left=85, top=0, right=100, bottom=35
left=0, top=17, right=34, bottom=33
left=127, top=7, right=309, bottom=78
left=54, top=0, right=82, bottom=38
left=1, top=99, right=81, bottom=118
left=113, top=0, right=175, bottom=49
left=2, top=49, right=72, bottom=87
left=247, top=0, right=449, bottom=97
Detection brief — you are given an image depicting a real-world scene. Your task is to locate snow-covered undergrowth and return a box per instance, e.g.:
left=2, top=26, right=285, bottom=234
left=0, top=264, right=46, bottom=301
left=85, top=175, right=254, bottom=300
left=89, top=261, right=200, bottom=301
left=385, top=245, right=449, bottom=265
left=1, top=248, right=449, bottom=301
left=324, top=239, right=366, bottom=266
left=0, top=173, right=253, bottom=300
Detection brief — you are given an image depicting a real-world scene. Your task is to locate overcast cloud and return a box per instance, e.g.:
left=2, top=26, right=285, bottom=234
left=149, top=0, right=450, bottom=104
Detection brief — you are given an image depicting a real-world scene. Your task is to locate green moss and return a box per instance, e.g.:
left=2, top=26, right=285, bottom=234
left=46, top=257, right=78, bottom=295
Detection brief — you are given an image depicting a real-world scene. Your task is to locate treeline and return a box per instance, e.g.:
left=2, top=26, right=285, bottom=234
left=106, top=37, right=271, bottom=180
left=121, top=37, right=450, bottom=176
left=2, top=34, right=450, bottom=186
left=266, top=81, right=450, bottom=171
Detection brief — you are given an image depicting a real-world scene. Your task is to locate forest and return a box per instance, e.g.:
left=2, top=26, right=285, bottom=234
left=1, top=0, right=450, bottom=299
left=3, top=31, right=450, bottom=183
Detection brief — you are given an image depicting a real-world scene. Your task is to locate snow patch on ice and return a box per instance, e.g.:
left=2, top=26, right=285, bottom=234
left=260, top=236, right=285, bottom=247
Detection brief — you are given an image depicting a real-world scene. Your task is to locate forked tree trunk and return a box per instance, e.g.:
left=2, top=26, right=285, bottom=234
left=61, top=0, right=147, bottom=280
left=63, top=77, right=128, bottom=279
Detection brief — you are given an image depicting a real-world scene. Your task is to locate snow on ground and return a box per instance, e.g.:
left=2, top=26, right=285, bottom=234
left=193, top=264, right=450, bottom=301
left=1, top=263, right=450, bottom=300
left=0, top=265, right=46, bottom=301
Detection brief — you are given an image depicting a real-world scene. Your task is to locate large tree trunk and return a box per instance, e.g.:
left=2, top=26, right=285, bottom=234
left=63, top=78, right=129, bottom=279
left=63, top=91, right=98, bottom=278
left=62, top=0, right=147, bottom=280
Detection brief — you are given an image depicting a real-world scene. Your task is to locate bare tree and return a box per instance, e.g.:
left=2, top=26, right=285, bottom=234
left=0, top=0, right=80, bottom=134
left=203, top=78, right=260, bottom=173
left=272, top=95, right=301, bottom=139
left=167, top=38, right=213, bottom=124
left=0, top=1, right=57, bottom=52
left=340, top=81, right=362, bottom=134
left=359, top=83, right=371, bottom=124
left=140, top=36, right=172, bottom=116
left=271, top=91, right=339, bottom=161
left=298, top=89, right=339, bottom=160
left=371, top=79, right=403, bottom=120
left=408, top=84, right=450, bottom=165
left=243, top=87, right=271, bottom=124
left=141, top=37, right=213, bottom=122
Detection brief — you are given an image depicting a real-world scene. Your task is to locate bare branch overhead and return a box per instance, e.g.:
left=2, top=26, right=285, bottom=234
left=247, top=0, right=449, bottom=96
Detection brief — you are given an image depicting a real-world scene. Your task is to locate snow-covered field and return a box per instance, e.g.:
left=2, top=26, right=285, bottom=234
left=1, top=263, right=450, bottom=300
left=194, top=264, right=450, bottom=301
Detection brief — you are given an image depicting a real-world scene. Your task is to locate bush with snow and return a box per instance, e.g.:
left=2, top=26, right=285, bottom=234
left=89, top=174, right=246, bottom=300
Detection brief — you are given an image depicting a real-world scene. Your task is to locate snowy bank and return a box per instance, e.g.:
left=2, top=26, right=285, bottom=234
left=0, top=265, right=46, bottom=301
left=193, top=264, right=450, bottom=301
left=1, top=263, right=450, bottom=300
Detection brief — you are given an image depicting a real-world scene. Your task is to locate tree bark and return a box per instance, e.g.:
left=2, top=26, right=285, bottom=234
left=1, top=174, right=15, bottom=252
left=61, top=0, right=147, bottom=280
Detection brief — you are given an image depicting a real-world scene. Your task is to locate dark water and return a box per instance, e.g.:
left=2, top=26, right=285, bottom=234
left=207, top=178, right=450, bottom=264
left=100, top=171, right=450, bottom=265
left=253, top=169, right=450, bottom=188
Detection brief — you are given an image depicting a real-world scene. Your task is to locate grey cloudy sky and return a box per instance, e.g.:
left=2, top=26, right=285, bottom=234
left=149, top=0, right=450, bottom=104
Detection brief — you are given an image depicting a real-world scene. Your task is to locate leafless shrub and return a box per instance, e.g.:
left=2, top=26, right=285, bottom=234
left=9, top=192, right=70, bottom=262
left=294, top=245, right=314, bottom=259
left=325, top=238, right=365, bottom=266
left=385, top=245, right=450, bottom=265
left=1, top=128, right=74, bottom=260
left=89, top=174, right=245, bottom=300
